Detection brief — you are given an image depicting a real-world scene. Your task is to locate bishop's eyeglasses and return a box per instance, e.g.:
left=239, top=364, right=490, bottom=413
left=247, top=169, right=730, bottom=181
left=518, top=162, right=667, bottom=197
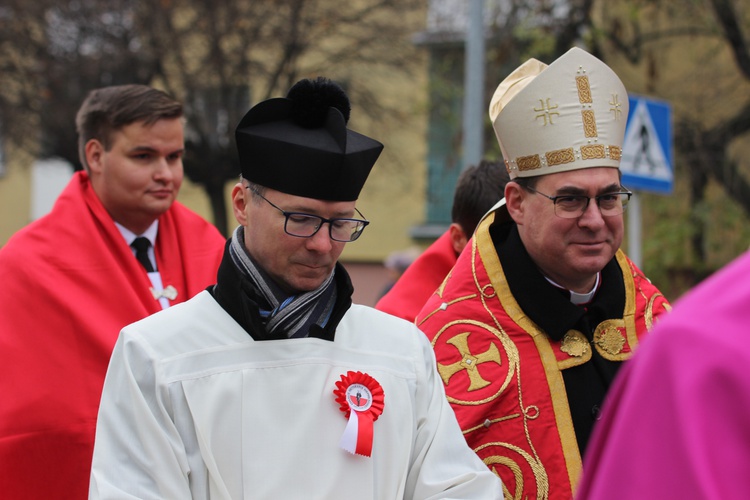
left=524, top=186, right=633, bottom=219
left=248, top=187, right=369, bottom=242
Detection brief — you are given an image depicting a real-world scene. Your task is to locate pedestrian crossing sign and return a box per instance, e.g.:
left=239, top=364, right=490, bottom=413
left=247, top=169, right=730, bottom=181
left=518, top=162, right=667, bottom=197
left=620, top=95, right=674, bottom=194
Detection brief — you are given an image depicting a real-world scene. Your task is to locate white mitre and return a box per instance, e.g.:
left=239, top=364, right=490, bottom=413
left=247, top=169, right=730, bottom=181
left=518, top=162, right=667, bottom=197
left=489, top=47, right=629, bottom=179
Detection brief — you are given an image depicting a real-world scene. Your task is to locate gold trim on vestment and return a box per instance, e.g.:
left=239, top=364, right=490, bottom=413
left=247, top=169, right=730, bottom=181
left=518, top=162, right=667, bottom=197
left=474, top=211, right=581, bottom=496
left=436, top=268, right=452, bottom=297
left=462, top=413, right=521, bottom=434
left=616, top=250, right=640, bottom=353
left=645, top=293, right=672, bottom=330
left=418, top=294, right=477, bottom=325
left=476, top=441, right=550, bottom=500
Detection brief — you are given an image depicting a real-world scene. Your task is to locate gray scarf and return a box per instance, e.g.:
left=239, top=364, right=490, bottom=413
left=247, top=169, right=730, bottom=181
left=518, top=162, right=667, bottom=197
left=229, top=226, right=337, bottom=338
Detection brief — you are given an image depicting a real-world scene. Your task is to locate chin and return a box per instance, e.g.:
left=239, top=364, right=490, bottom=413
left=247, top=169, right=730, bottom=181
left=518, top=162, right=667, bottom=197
left=145, top=202, right=173, bottom=216
left=576, top=256, right=612, bottom=275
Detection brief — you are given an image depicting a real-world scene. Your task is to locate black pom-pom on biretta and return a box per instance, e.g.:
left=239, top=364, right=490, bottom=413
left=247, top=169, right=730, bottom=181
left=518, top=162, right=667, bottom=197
left=287, top=77, right=351, bottom=127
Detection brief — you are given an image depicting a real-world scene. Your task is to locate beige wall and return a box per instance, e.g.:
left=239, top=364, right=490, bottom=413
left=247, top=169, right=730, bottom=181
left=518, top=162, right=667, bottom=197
left=341, top=68, right=430, bottom=264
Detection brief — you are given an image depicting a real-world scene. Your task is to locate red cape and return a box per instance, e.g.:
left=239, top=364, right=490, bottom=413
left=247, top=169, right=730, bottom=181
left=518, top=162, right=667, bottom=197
left=0, top=171, right=226, bottom=499
left=375, top=230, right=457, bottom=322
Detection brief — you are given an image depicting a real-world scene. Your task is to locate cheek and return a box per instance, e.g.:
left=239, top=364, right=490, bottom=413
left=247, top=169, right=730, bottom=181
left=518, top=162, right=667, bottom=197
left=609, top=219, right=625, bottom=244
left=129, top=170, right=154, bottom=193
left=532, top=218, right=561, bottom=243
left=172, top=164, right=184, bottom=185
left=538, top=220, right=574, bottom=255
left=103, top=164, right=134, bottom=193
left=172, top=174, right=184, bottom=193
left=253, top=229, right=296, bottom=265
left=107, top=160, right=146, bottom=189
left=330, top=242, right=347, bottom=260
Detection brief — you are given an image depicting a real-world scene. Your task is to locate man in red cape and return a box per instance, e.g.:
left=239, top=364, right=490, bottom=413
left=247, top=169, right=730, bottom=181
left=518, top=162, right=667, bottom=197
left=0, top=85, right=225, bottom=498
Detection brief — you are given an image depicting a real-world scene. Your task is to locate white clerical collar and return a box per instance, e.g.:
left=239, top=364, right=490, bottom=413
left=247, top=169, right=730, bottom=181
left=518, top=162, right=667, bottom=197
left=116, top=220, right=159, bottom=247
left=544, top=272, right=600, bottom=305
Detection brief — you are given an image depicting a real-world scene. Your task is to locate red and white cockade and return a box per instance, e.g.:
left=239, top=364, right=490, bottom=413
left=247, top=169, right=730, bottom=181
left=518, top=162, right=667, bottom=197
left=333, top=371, right=385, bottom=457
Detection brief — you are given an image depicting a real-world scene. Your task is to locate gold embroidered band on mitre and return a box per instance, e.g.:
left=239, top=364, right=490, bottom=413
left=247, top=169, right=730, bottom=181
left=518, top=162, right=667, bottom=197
left=510, top=145, right=622, bottom=173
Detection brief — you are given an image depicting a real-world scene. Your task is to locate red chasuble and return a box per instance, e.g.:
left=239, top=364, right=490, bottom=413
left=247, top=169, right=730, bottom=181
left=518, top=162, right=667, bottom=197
left=375, top=230, right=458, bottom=323
left=0, top=171, right=225, bottom=499
left=415, top=210, right=670, bottom=500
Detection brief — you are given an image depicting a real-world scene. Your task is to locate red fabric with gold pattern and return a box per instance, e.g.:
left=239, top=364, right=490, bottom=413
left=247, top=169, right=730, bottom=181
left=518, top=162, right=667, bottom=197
left=416, top=211, right=670, bottom=500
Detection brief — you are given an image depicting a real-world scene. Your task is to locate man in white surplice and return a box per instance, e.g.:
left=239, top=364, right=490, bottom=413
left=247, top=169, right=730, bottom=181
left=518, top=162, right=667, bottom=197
left=89, top=77, right=503, bottom=499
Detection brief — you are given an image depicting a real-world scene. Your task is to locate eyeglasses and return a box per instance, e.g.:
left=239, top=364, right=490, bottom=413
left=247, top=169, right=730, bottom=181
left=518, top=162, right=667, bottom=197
left=524, top=186, right=632, bottom=219
left=248, top=187, right=369, bottom=242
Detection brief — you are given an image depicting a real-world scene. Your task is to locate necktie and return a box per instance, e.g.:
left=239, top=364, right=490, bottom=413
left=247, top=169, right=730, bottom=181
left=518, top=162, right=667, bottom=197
left=131, top=237, right=155, bottom=272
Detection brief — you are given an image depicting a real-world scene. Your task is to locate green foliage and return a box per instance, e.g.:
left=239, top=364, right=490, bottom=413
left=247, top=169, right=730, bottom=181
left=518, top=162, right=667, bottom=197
left=512, top=25, right=556, bottom=62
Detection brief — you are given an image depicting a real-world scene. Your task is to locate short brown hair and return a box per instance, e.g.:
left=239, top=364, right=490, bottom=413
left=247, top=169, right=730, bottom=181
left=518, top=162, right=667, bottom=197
left=75, top=84, right=183, bottom=171
left=451, top=159, right=509, bottom=235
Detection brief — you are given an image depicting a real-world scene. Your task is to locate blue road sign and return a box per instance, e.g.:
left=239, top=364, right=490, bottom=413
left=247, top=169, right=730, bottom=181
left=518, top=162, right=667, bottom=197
left=620, top=95, right=674, bottom=194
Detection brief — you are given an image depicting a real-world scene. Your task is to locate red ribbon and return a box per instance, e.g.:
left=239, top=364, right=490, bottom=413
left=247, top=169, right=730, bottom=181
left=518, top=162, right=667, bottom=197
left=333, top=371, right=385, bottom=457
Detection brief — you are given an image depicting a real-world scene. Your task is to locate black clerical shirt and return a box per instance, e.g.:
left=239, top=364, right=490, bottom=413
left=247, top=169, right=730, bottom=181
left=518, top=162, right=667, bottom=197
left=490, top=222, right=626, bottom=454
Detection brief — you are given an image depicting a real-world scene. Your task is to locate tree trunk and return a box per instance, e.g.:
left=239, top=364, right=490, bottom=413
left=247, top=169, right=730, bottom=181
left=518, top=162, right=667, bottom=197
left=207, top=181, right=229, bottom=237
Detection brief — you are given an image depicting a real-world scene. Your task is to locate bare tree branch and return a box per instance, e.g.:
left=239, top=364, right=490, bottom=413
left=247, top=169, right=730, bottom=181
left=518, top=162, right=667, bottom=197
left=709, top=0, right=750, bottom=77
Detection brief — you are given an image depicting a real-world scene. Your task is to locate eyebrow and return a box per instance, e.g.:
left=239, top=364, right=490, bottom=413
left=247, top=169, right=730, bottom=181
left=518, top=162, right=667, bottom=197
left=268, top=198, right=356, bottom=218
left=554, top=183, right=622, bottom=196
left=128, top=146, right=185, bottom=155
left=287, top=207, right=357, bottom=218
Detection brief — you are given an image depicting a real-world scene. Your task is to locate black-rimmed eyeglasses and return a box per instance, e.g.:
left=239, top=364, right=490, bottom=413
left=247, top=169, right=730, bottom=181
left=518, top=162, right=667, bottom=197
left=524, top=186, right=632, bottom=219
left=248, top=187, right=369, bottom=242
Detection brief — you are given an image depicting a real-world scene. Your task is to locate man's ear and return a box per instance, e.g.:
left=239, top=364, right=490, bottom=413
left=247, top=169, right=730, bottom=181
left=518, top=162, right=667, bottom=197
left=448, top=223, right=468, bottom=255
left=84, top=139, right=105, bottom=174
left=504, top=182, right=526, bottom=224
left=232, top=183, right=249, bottom=225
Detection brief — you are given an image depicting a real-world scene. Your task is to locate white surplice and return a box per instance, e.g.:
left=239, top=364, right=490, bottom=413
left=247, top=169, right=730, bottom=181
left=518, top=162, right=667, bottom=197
left=90, top=291, right=502, bottom=499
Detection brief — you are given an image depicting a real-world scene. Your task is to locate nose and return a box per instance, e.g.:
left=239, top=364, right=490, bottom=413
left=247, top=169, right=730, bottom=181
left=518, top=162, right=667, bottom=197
left=305, top=223, right=334, bottom=252
left=153, top=157, right=177, bottom=182
left=578, top=198, right=606, bottom=229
